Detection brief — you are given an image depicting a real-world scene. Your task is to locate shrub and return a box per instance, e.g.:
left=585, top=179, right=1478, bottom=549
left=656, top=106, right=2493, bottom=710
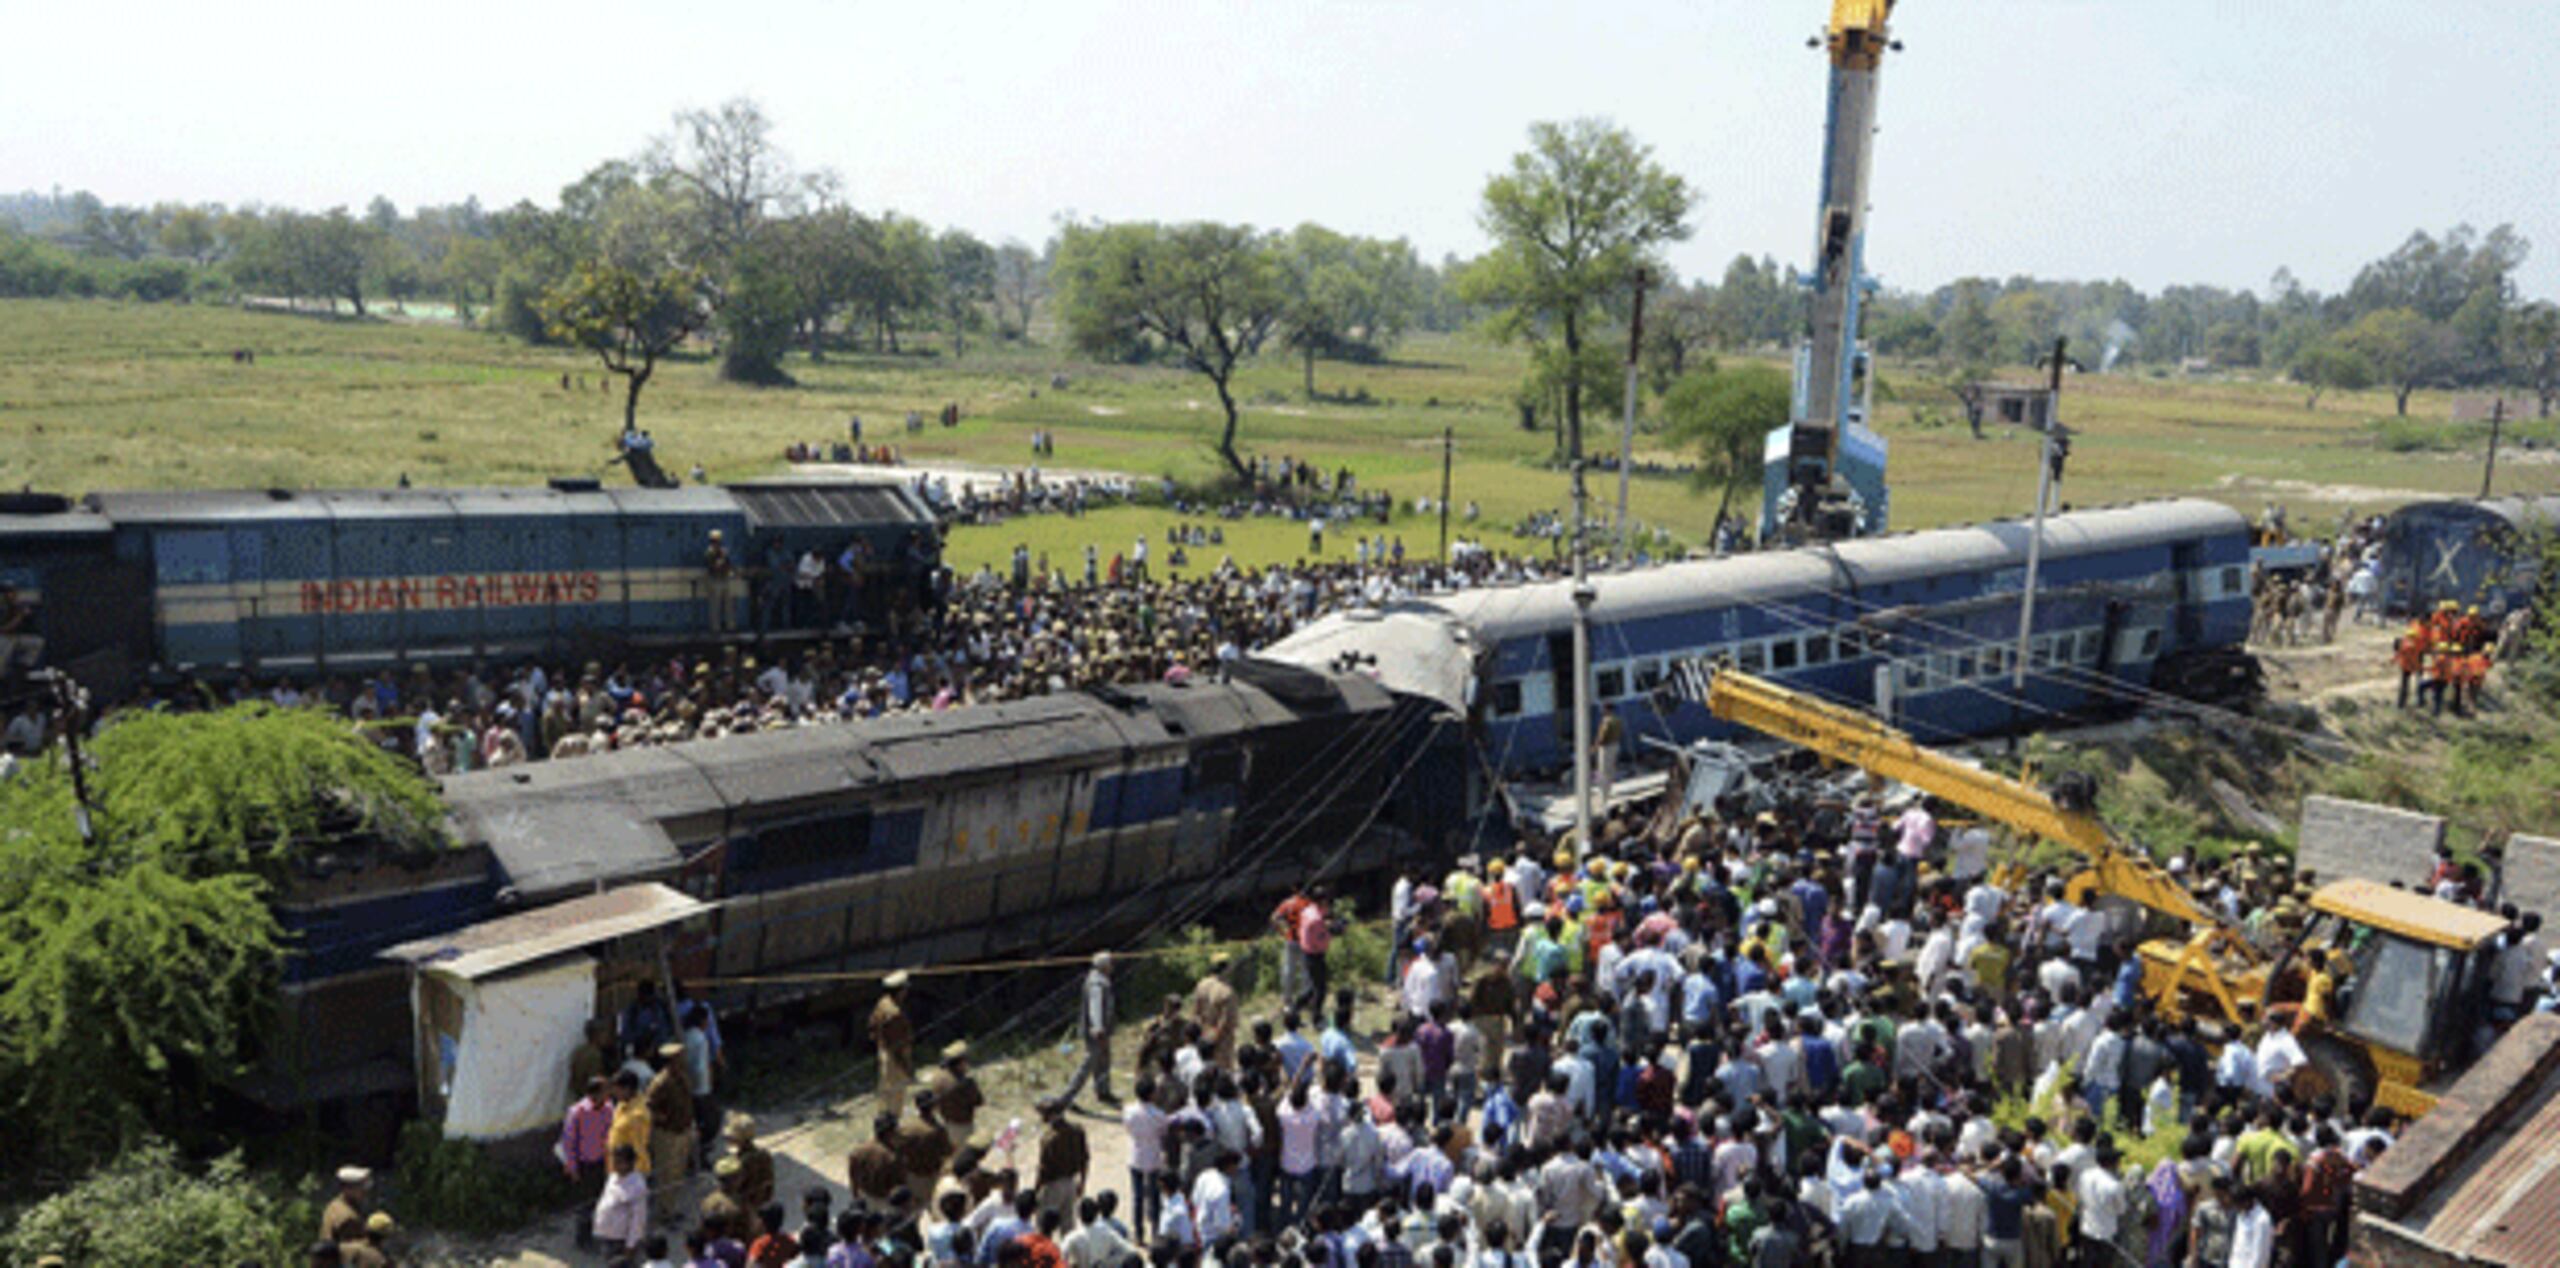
left=2, top=1139, right=300, bottom=1266
left=391, top=1121, right=576, bottom=1237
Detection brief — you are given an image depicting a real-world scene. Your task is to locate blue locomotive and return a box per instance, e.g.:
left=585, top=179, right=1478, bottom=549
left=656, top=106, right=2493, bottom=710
left=0, top=477, right=939, bottom=686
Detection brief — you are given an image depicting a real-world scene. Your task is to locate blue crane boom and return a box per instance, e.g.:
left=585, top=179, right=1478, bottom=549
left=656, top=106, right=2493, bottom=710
left=1768, top=0, right=1898, bottom=544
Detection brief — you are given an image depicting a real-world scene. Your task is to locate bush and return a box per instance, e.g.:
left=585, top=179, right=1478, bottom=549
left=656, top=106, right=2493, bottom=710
left=2371, top=416, right=2462, bottom=453
left=392, top=1120, right=576, bottom=1237
left=2, top=1139, right=302, bottom=1266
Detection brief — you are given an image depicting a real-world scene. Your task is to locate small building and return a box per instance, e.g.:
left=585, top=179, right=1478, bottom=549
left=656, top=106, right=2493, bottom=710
left=2373, top=495, right=2560, bottom=616
left=381, top=883, right=709, bottom=1142
left=2354, top=1013, right=2560, bottom=1267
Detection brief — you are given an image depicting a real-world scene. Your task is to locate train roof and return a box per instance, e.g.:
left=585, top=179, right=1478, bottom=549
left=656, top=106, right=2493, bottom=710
left=1253, top=608, right=1478, bottom=716
left=439, top=673, right=1387, bottom=895
left=74, top=479, right=932, bottom=527
left=1426, top=498, right=2246, bottom=642
left=2383, top=494, right=2560, bottom=532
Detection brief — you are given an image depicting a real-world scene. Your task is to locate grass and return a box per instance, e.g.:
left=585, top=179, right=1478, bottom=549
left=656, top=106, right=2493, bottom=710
left=1, top=298, right=2550, bottom=573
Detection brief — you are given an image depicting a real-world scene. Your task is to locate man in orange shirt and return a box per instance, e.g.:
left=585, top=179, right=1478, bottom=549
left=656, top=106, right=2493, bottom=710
left=2394, top=620, right=2429, bottom=709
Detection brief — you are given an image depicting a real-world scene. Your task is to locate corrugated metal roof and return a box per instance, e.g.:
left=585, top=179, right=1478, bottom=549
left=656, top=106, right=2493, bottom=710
left=728, top=480, right=933, bottom=529
left=380, top=882, right=706, bottom=981
left=2369, top=1015, right=2560, bottom=1265
left=1427, top=498, right=2246, bottom=643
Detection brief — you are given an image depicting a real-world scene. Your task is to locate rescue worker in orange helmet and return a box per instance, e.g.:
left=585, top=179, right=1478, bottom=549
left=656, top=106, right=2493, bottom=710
left=2394, top=618, right=2429, bottom=709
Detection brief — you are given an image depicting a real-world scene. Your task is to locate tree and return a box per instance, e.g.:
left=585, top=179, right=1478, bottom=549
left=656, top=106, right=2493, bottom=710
left=653, top=98, right=792, bottom=267
left=3, top=1140, right=297, bottom=1265
left=1276, top=224, right=1421, bottom=398
left=1664, top=364, right=1792, bottom=525
left=156, top=206, right=216, bottom=265
left=934, top=228, right=997, bottom=357
left=2340, top=307, right=2455, bottom=415
left=993, top=240, right=1046, bottom=339
left=2509, top=301, right=2560, bottom=418
left=714, top=232, right=803, bottom=385
left=1989, top=289, right=2060, bottom=365
left=1461, top=118, right=1694, bottom=459
left=539, top=180, right=708, bottom=430
left=2287, top=340, right=2375, bottom=410
left=1641, top=281, right=1718, bottom=395
left=544, top=257, right=706, bottom=432
left=1938, top=279, right=1997, bottom=367
left=0, top=706, right=446, bottom=1183
left=774, top=205, right=867, bottom=358
left=440, top=235, right=503, bottom=326
left=845, top=212, right=938, bottom=352
left=1052, top=220, right=1285, bottom=482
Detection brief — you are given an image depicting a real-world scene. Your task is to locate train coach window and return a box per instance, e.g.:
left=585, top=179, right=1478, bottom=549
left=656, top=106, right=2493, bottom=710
left=2220, top=566, right=2245, bottom=596
left=1953, top=651, right=1976, bottom=681
left=1595, top=666, right=1626, bottom=699
left=2030, top=637, right=2054, bottom=669
left=1899, top=660, right=1926, bottom=691
left=2079, top=633, right=2104, bottom=665
left=1769, top=639, right=1799, bottom=671
left=1803, top=634, right=1832, bottom=665
left=1737, top=642, right=1766, bottom=674
left=1982, top=645, right=2009, bottom=679
left=1634, top=660, right=1665, bottom=693
left=2052, top=632, right=2077, bottom=665
left=2141, top=628, right=2163, bottom=657
left=1493, top=680, right=1524, bottom=717
left=1835, top=629, right=1863, bottom=659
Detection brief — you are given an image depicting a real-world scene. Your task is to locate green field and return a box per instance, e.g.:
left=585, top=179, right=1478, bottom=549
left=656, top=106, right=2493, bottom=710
left=1, top=299, right=2547, bottom=573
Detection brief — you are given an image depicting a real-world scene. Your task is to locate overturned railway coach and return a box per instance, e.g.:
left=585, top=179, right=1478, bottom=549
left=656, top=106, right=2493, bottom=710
left=257, top=662, right=1466, bottom=1128
left=1269, top=498, right=2256, bottom=774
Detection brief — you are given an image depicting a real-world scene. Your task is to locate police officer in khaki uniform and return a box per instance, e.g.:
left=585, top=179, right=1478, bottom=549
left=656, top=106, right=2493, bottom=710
left=872, top=970, right=916, bottom=1109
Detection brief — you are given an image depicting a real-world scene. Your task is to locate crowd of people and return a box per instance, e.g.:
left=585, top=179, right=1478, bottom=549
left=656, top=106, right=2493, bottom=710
left=483, top=766, right=2557, bottom=1268
left=0, top=542, right=1562, bottom=774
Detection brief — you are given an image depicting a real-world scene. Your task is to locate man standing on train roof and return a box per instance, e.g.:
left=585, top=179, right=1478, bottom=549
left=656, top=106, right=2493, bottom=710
left=927, top=1041, right=986, bottom=1139
left=703, top=529, right=735, bottom=636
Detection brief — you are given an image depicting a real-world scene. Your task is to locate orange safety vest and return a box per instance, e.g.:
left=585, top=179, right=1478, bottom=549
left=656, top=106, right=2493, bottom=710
left=2428, top=647, right=2460, bottom=681
left=2463, top=652, right=2491, bottom=686
left=1485, top=880, right=1520, bottom=932
left=1585, top=907, right=1621, bottom=951
left=2395, top=626, right=2429, bottom=674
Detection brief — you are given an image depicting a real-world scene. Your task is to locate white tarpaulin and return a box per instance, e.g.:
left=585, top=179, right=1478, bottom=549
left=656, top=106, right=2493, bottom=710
left=422, top=957, right=595, bottom=1141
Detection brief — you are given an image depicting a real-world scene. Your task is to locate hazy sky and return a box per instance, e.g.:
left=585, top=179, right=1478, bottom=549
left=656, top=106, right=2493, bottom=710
left=9, top=0, right=2554, bottom=299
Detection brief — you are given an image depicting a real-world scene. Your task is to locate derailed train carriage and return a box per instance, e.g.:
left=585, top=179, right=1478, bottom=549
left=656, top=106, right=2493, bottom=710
left=257, top=661, right=1468, bottom=1136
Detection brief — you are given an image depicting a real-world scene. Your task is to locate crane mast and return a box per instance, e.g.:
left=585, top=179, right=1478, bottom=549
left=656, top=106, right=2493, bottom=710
left=1771, top=0, right=1897, bottom=544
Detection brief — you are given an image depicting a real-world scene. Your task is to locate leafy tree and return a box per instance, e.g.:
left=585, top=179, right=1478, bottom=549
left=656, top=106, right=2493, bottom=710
left=2203, top=320, right=2261, bottom=367
left=1640, top=281, right=1717, bottom=395
left=1706, top=254, right=1795, bottom=350
left=1868, top=306, right=1938, bottom=359
left=77, top=202, right=155, bottom=260
left=0, top=706, right=446, bottom=1183
left=1664, top=364, right=1792, bottom=525
left=2509, top=301, right=2560, bottom=418
left=543, top=257, right=706, bottom=432
left=1277, top=224, right=1421, bottom=398
left=2339, top=307, right=2455, bottom=415
left=850, top=212, right=939, bottom=352
left=156, top=205, right=217, bottom=264
left=935, top=228, right=997, bottom=357
left=1989, top=289, right=2060, bottom=364
left=3, top=1139, right=299, bottom=1265
left=2287, top=339, right=2375, bottom=410
left=992, top=240, right=1046, bottom=339
left=774, top=205, right=866, bottom=358
left=714, top=233, right=803, bottom=385
left=440, top=234, right=503, bottom=326
left=1053, top=220, right=1285, bottom=482
left=1461, top=118, right=1693, bottom=459
left=1938, top=279, right=1998, bottom=366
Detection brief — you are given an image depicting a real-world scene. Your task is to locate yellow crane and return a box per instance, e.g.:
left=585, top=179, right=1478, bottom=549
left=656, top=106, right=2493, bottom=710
left=1702, top=665, right=2508, bottom=1114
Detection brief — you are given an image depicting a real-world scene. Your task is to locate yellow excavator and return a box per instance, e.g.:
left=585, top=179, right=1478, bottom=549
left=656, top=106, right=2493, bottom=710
left=1702, top=666, right=2509, bottom=1115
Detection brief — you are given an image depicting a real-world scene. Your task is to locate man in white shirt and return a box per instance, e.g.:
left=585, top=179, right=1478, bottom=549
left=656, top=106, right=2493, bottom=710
left=1191, top=1151, right=1240, bottom=1246
left=2072, top=1149, right=2128, bottom=1258
left=1949, top=824, right=1994, bottom=883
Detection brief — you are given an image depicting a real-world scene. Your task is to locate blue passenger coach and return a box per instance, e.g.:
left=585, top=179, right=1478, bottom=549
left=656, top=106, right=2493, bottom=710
left=1418, top=498, right=2251, bottom=772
